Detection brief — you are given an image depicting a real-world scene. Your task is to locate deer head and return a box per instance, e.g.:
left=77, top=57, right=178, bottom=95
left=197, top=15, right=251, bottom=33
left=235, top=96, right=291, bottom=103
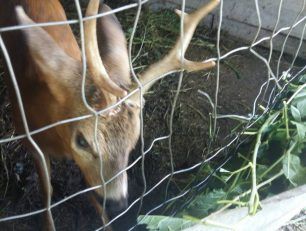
left=6, top=0, right=219, bottom=226
left=13, top=0, right=137, bottom=216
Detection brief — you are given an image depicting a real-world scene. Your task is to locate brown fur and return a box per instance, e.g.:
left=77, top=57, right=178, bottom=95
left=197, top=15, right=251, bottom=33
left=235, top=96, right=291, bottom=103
left=0, top=0, right=139, bottom=229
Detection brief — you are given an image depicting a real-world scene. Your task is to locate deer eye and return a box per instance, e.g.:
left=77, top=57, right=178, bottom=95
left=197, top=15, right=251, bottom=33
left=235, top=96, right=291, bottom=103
left=76, top=133, right=90, bottom=149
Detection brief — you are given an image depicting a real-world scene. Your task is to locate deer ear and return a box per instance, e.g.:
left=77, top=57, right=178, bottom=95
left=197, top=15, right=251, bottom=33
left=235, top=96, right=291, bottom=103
left=15, top=6, right=78, bottom=100
left=97, top=4, right=130, bottom=90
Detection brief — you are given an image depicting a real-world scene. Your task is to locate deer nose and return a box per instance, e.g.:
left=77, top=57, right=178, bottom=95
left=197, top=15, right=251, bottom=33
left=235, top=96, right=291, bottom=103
left=106, top=197, right=128, bottom=220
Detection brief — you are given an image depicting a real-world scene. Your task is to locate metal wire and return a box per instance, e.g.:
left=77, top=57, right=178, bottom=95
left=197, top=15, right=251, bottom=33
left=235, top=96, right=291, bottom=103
left=0, top=35, right=55, bottom=228
left=276, top=0, right=306, bottom=79
left=262, top=0, right=283, bottom=104
left=164, top=0, right=186, bottom=205
left=213, top=0, right=223, bottom=136
left=2, top=4, right=306, bottom=145
left=0, top=0, right=305, bottom=230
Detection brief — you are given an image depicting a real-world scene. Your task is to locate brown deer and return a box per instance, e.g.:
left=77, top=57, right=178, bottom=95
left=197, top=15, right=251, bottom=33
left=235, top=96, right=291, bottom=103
left=0, top=0, right=219, bottom=230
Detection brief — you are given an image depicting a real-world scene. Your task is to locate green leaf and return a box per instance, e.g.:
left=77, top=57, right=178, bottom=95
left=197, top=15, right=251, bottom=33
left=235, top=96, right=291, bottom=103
left=291, top=121, right=306, bottom=140
left=258, top=141, right=269, bottom=158
left=137, top=215, right=196, bottom=231
left=291, top=138, right=306, bottom=155
left=296, top=100, right=306, bottom=120
left=282, top=154, right=306, bottom=186
left=183, top=189, right=226, bottom=218
left=256, top=164, right=269, bottom=179
left=290, top=105, right=301, bottom=122
left=298, top=74, right=306, bottom=83
left=292, top=90, right=306, bottom=104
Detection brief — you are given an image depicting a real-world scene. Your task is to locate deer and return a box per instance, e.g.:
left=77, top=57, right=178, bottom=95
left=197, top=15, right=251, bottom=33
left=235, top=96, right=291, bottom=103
left=0, top=0, right=219, bottom=230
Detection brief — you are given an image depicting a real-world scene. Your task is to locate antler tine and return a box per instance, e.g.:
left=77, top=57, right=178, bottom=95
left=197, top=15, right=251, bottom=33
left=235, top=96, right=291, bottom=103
left=173, top=0, right=220, bottom=58
left=129, top=0, right=219, bottom=104
left=85, top=0, right=127, bottom=99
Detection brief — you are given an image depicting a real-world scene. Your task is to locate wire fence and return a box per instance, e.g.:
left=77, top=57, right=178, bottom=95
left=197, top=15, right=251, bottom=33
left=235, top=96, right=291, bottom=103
left=0, top=0, right=305, bottom=230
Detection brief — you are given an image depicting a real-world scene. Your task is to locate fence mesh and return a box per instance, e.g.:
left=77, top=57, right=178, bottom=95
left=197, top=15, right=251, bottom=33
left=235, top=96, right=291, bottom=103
left=0, top=0, right=305, bottom=230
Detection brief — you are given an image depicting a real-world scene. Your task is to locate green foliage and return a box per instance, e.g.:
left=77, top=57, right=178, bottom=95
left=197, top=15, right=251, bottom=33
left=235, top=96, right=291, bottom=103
left=139, top=73, right=306, bottom=230
left=132, top=6, right=306, bottom=231
left=138, top=215, right=197, bottom=231
left=291, top=105, right=301, bottom=122
left=283, top=154, right=306, bottom=186
left=181, top=189, right=226, bottom=218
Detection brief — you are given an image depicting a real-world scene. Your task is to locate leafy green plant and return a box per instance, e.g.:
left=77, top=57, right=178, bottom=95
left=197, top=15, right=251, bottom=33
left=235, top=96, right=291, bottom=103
left=138, top=72, right=306, bottom=229
left=180, top=189, right=226, bottom=218
left=137, top=215, right=196, bottom=231
left=122, top=4, right=306, bottom=231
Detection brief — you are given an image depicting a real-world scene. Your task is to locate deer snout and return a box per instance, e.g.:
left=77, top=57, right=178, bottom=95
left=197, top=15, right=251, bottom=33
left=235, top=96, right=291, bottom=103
left=106, top=197, right=128, bottom=220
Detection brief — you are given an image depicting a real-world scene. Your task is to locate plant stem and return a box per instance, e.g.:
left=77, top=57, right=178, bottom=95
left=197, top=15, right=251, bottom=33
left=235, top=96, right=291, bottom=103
left=227, top=162, right=252, bottom=193
left=242, top=131, right=258, bottom=135
left=287, top=82, right=306, bottom=105
left=249, top=112, right=280, bottom=215
left=283, top=101, right=290, bottom=139
left=230, top=162, right=252, bottom=176
left=285, top=140, right=297, bottom=181
left=259, top=155, right=284, bottom=179
left=207, top=171, right=284, bottom=219
left=217, top=200, right=247, bottom=206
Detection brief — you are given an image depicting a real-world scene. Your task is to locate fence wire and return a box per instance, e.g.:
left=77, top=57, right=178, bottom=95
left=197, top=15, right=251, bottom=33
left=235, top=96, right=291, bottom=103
left=0, top=0, right=305, bottom=230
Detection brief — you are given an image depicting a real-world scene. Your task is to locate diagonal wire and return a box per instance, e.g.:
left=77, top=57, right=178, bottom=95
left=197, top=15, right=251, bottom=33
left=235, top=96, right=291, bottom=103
left=0, top=1, right=149, bottom=33
left=263, top=0, right=283, bottom=102
left=276, top=0, right=306, bottom=79
left=2, top=12, right=306, bottom=145
left=1, top=0, right=306, bottom=230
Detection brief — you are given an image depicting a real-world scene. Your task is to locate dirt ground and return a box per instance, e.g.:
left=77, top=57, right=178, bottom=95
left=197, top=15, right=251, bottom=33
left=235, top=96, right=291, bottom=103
left=0, top=2, right=304, bottom=231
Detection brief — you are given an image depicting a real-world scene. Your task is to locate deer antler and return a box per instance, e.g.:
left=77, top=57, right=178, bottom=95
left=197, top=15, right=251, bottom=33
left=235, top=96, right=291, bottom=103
left=85, top=0, right=127, bottom=100
left=129, top=0, right=219, bottom=104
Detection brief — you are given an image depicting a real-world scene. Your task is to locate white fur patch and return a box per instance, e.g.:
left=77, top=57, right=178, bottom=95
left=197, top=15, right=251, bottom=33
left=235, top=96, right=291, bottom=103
left=105, top=173, right=128, bottom=200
